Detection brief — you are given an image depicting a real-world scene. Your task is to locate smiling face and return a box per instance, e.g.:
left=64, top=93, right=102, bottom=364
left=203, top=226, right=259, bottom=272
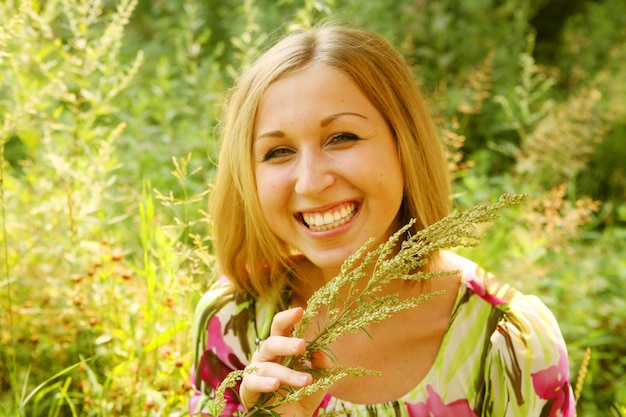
left=253, top=64, right=405, bottom=279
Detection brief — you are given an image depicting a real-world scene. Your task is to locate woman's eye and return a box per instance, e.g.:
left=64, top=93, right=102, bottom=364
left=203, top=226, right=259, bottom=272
left=263, top=147, right=293, bottom=162
left=328, top=132, right=360, bottom=145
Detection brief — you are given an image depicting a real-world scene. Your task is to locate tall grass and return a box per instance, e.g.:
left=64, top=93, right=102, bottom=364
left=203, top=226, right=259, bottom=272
left=0, top=1, right=197, bottom=415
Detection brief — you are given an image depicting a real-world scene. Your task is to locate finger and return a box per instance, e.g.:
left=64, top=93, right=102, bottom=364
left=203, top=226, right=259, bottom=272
left=270, top=307, right=303, bottom=336
left=241, top=362, right=313, bottom=408
left=254, top=336, right=307, bottom=363
left=242, top=372, right=280, bottom=394
left=247, top=362, right=313, bottom=389
left=239, top=372, right=278, bottom=410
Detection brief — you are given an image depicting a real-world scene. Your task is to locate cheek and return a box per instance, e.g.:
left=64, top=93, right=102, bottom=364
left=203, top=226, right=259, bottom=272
left=256, top=180, right=272, bottom=215
left=256, top=172, right=288, bottom=218
left=379, top=170, right=404, bottom=205
left=375, top=157, right=404, bottom=209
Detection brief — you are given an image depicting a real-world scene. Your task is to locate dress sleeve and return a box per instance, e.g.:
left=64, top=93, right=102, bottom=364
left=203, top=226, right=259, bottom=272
left=189, top=286, right=252, bottom=416
left=486, top=294, right=576, bottom=417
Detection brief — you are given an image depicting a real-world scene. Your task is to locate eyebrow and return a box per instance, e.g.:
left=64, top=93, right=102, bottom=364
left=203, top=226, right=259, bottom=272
left=256, top=112, right=368, bottom=140
left=320, top=112, right=368, bottom=127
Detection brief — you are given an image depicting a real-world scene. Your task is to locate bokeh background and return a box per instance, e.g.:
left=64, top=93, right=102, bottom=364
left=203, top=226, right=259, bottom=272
left=1, top=0, right=625, bottom=415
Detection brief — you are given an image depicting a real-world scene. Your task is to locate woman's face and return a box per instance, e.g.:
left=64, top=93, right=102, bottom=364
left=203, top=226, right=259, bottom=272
left=253, top=64, right=404, bottom=278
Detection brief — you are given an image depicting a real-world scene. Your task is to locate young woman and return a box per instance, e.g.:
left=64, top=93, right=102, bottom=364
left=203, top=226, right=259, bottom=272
left=190, top=25, right=576, bottom=417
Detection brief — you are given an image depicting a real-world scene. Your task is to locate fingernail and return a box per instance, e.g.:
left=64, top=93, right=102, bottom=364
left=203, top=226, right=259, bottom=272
left=298, top=373, right=311, bottom=385
left=266, top=378, right=279, bottom=390
left=289, top=339, right=299, bottom=352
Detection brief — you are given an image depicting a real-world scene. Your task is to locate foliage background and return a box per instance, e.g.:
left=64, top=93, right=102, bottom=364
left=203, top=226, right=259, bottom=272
left=1, top=0, right=624, bottom=416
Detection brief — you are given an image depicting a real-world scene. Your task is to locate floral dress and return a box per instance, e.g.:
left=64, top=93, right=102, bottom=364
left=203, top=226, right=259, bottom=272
left=189, top=254, right=576, bottom=416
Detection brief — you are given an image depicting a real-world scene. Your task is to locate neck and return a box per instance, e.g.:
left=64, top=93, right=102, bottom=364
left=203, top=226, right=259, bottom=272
left=289, top=253, right=440, bottom=310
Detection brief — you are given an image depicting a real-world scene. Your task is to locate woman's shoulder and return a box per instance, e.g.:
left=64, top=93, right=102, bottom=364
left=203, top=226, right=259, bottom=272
left=189, top=279, right=258, bottom=416
left=443, top=252, right=517, bottom=310
left=191, top=279, right=257, bottom=355
left=192, top=279, right=251, bottom=333
left=191, top=277, right=289, bottom=358
left=431, top=252, right=575, bottom=416
left=452, top=253, right=562, bottom=332
left=455, top=256, right=572, bottom=390
left=447, top=251, right=564, bottom=336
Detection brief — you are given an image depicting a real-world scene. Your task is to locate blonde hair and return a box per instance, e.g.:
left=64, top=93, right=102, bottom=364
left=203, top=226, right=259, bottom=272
left=210, top=25, right=451, bottom=300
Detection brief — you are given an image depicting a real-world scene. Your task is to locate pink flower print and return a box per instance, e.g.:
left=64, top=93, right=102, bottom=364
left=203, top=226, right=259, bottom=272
left=195, top=316, right=246, bottom=416
left=407, top=385, right=478, bottom=417
left=207, top=316, right=236, bottom=364
left=313, top=394, right=332, bottom=417
left=204, top=315, right=247, bottom=372
left=465, top=272, right=507, bottom=306
left=198, top=350, right=234, bottom=389
left=191, top=350, right=244, bottom=416
left=531, top=345, right=575, bottom=417
left=219, top=388, right=243, bottom=416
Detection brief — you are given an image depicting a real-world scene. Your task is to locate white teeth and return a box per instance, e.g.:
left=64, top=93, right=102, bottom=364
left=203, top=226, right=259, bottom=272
left=302, top=203, right=356, bottom=231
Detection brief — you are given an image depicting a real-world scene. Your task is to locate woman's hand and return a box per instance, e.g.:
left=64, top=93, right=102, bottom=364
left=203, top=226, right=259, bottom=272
left=240, top=307, right=329, bottom=416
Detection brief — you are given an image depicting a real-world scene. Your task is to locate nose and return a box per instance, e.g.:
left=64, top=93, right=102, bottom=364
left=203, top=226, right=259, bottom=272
left=294, top=150, right=335, bottom=196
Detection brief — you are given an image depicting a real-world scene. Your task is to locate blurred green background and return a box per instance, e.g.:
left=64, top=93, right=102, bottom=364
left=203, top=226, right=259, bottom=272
left=1, top=0, right=625, bottom=415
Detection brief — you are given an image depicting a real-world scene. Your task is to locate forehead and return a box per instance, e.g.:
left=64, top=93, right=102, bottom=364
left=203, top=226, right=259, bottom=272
left=254, top=64, right=380, bottom=132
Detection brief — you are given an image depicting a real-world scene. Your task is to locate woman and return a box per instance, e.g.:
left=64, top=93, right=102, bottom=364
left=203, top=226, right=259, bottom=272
left=190, top=25, right=575, bottom=416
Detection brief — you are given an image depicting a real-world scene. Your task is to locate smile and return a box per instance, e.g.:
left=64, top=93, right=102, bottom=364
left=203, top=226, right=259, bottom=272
left=301, top=202, right=357, bottom=232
